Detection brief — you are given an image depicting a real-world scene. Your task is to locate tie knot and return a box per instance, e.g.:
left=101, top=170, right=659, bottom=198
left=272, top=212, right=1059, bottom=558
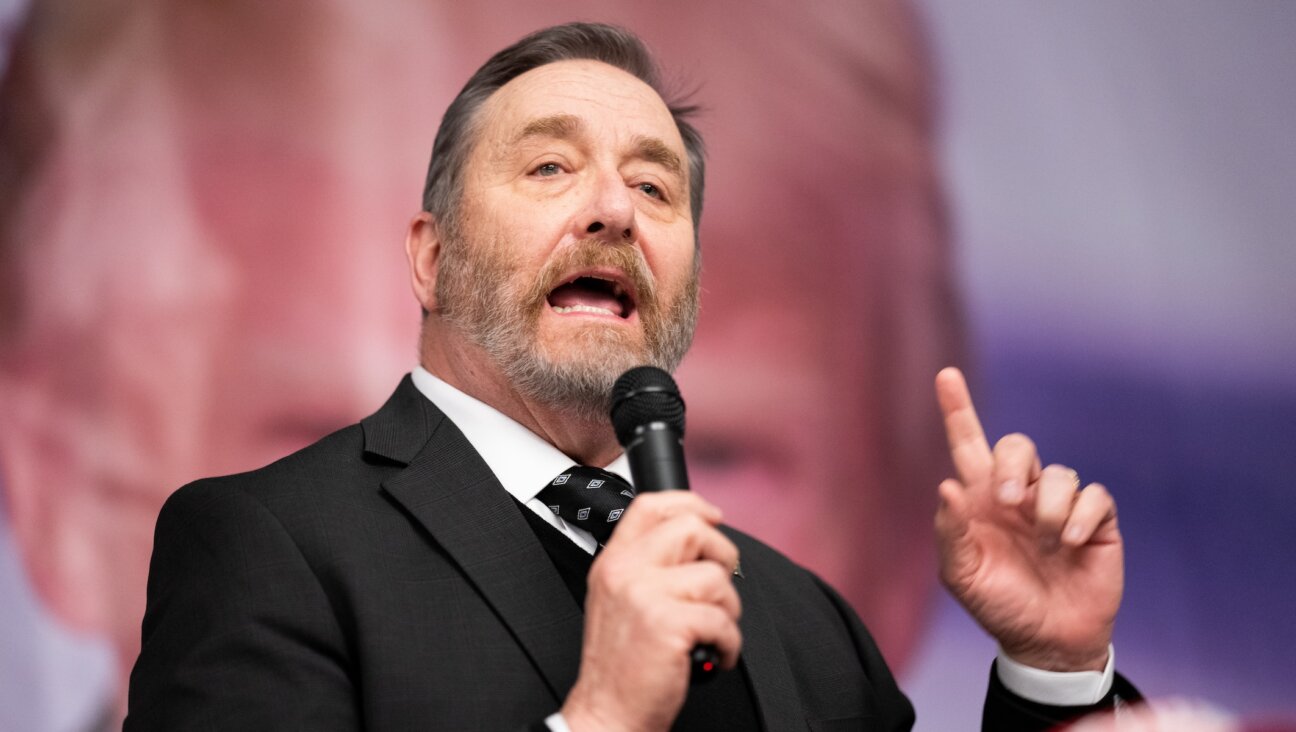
left=538, top=466, right=636, bottom=546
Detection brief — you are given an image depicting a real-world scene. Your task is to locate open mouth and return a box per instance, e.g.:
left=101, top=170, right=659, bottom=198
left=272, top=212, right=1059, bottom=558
left=546, top=271, right=636, bottom=319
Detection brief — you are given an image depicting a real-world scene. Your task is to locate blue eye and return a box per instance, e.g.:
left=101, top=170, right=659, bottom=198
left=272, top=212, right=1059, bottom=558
left=637, top=182, right=662, bottom=199
left=535, top=163, right=561, bottom=177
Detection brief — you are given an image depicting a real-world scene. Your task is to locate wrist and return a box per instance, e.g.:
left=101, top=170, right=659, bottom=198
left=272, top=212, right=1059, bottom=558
left=560, top=683, right=649, bottom=732
left=1001, top=643, right=1110, bottom=673
left=561, top=706, right=643, bottom=732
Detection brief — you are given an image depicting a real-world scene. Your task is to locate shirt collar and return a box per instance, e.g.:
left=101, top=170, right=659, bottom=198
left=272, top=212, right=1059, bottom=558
left=409, top=366, right=632, bottom=504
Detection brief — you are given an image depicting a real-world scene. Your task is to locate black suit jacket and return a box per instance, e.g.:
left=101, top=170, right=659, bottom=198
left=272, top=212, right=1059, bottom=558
left=126, top=376, right=1128, bottom=730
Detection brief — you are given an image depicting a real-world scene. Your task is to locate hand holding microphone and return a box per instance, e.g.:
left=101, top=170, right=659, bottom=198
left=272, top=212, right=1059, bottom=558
left=560, top=367, right=741, bottom=732
left=609, top=366, right=727, bottom=683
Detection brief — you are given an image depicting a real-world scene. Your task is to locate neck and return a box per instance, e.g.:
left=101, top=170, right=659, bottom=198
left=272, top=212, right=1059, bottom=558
left=419, top=327, right=622, bottom=467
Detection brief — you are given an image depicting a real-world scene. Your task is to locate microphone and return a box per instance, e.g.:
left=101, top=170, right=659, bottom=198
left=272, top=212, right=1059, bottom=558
left=610, top=366, right=722, bottom=684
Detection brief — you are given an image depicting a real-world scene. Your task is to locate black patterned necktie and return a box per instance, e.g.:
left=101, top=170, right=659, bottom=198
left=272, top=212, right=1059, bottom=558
left=537, top=465, right=636, bottom=546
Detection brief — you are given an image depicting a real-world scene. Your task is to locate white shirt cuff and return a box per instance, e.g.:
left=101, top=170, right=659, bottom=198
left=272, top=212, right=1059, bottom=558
left=995, top=645, right=1115, bottom=706
left=545, top=712, right=573, bottom=732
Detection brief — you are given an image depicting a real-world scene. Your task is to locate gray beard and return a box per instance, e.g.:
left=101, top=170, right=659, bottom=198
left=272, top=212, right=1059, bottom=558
left=435, top=231, right=699, bottom=423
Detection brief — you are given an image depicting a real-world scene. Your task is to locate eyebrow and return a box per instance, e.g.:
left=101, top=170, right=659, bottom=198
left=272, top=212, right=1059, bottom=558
left=511, top=114, right=685, bottom=180
left=513, top=114, right=583, bottom=145
left=630, top=135, right=685, bottom=180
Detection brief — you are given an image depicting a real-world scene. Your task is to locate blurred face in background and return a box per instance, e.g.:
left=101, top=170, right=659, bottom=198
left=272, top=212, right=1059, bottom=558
left=668, top=0, right=955, bottom=666
left=678, top=127, right=954, bottom=668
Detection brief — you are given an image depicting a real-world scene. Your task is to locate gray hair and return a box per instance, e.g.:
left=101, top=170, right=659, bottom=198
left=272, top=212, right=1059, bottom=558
left=420, top=22, right=706, bottom=235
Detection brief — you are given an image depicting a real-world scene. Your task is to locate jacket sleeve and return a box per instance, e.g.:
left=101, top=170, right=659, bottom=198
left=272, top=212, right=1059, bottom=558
left=124, top=480, right=360, bottom=730
left=812, top=576, right=917, bottom=732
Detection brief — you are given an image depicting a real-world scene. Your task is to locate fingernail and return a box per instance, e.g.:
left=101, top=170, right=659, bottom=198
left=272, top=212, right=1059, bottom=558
left=998, top=480, right=1024, bottom=504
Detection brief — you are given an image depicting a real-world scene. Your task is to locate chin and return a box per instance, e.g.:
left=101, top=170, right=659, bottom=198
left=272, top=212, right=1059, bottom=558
left=540, top=319, right=650, bottom=366
left=506, top=328, right=652, bottom=415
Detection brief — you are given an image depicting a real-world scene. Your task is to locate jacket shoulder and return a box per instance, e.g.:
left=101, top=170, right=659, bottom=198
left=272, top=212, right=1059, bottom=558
left=164, top=421, right=380, bottom=509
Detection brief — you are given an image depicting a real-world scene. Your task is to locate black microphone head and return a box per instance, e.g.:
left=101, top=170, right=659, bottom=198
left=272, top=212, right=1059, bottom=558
left=610, top=366, right=685, bottom=446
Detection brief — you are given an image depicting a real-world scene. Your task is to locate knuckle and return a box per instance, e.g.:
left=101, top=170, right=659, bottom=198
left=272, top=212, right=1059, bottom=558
left=995, top=432, right=1036, bottom=455
left=1086, top=485, right=1118, bottom=518
left=938, top=567, right=959, bottom=593
left=675, top=520, right=705, bottom=554
left=726, top=616, right=744, bottom=641
left=719, top=535, right=739, bottom=560
left=685, top=512, right=714, bottom=532
left=639, top=493, right=672, bottom=518
left=729, top=631, right=745, bottom=656
left=1042, top=463, right=1075, bottom=478
left=590, top=568, right=619, bottom=597
left=684, top=516, right=724, bottom=551
left=702, top=561, right=729, bottom=587
left=1035, top=509, right=1067, bottom=530
left=674, top=492, right=707, bottom=515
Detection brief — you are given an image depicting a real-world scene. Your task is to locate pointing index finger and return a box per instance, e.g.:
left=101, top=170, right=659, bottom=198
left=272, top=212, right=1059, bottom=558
left=936, top=367, right=993, bottom=486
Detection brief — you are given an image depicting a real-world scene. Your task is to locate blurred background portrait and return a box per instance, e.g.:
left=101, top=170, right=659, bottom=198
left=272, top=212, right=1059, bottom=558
left=1, top=1, right=1292, bottom=730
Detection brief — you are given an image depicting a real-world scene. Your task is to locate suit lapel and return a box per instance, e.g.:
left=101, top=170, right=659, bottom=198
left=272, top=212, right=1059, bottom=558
left=731, top=544, right=810, bottom=731
left=364, top=377, right=585, bottom=702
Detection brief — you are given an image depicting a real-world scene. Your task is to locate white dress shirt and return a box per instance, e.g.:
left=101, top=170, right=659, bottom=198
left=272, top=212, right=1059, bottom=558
left=410, top=366, right=631, bottom=556
left=408, top=366, right=1114, bottom=725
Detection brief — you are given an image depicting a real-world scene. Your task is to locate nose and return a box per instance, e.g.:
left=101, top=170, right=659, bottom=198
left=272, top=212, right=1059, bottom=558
left=578, top=169, right=637, bottom=243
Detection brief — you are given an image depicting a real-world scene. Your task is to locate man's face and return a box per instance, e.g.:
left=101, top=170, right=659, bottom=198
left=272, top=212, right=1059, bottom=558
left=434, top=60, right=700, bottom=415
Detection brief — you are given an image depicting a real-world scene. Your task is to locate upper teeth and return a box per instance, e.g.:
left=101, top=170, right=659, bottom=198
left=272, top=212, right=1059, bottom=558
left=553, top=304, right=617, bottom=316
left=578, top=275, right=626, bottom=299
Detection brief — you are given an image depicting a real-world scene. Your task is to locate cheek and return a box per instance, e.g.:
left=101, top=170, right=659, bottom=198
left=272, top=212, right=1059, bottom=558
left=474, top=172, right=576, bottom=232
left=648, top=236, right=698, bottom=299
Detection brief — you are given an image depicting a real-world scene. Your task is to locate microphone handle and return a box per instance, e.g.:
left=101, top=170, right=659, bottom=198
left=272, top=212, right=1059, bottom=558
left=624, top=423, right=690, bottom=493
left=626, top=423, right=721, bottom=685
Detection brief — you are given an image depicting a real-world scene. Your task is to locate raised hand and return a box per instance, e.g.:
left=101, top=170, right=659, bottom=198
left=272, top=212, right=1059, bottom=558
left=934, top=367, right=1123, bottom=671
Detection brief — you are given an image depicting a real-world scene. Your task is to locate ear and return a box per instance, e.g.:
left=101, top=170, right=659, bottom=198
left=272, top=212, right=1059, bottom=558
left=405, top=211, right=442, bottom=313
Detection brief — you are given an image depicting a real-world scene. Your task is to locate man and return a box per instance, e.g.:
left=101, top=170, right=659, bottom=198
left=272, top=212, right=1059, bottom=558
left=126, top=23, right=1131, bottom=731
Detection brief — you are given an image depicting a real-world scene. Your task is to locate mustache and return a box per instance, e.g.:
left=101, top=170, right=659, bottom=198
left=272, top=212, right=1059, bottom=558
left=524, top=241, right=659, bottom=313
